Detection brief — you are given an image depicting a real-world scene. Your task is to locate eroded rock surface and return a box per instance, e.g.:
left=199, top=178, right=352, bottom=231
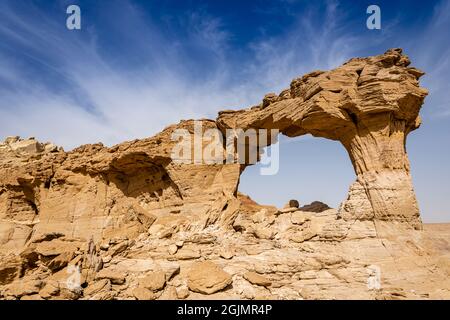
left=0, top=49, right=449, bottom=300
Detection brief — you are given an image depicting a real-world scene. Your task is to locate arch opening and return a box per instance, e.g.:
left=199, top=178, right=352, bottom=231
left=238, top=134, right=354, bottom=210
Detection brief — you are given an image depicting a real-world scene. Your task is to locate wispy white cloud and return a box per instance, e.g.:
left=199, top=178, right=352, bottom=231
left=0, top=0, right=362, bottom=150
left=0, top=1, right=240, bottom=148
left=1, top=0, right=449, bottom=153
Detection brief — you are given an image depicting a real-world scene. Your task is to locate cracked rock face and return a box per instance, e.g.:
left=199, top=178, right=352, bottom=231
left=0, top=49, right=449, bottom=300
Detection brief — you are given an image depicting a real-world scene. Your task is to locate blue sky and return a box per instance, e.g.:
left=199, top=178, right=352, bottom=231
left=0, top=0, right=449, bottom=222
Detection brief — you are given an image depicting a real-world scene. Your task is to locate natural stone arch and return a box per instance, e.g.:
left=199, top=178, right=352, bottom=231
left=0, top=48, right=427, bottom=255
left=217, top=48, right=427, bottom=229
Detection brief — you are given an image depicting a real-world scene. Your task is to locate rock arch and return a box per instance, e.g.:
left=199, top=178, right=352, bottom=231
left=0, top=48, right=427, bottom=255
left=216, top=48, right=427, bottom=229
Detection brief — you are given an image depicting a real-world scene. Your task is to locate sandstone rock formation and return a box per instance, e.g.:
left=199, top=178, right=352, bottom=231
left=217, top=48, right=427, bottom=229
left=0, top=49, right=449, bottom=300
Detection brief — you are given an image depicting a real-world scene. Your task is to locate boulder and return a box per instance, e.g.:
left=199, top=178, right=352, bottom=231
left=173, top=248, right=201, bottom=260
left=168, top=244, right=178, bottom=255
left=139, top=271, right=166, bottom=292
left=39, top=281, right=60, bottom=299
left=47, top=251, right=75, bottom=271
left=95, top=269, right=126, bottom=285
left=84, top=279, right=111, bottom=296
left=6, top=280, right=43, bottom=298
left=176, top=286, right=190, bottom=299
left=133, top=287, right=157, bottom=300
left=8, top=138, right=43, bottom=154
left=0, top=256, right=23, bottom=285
left=187, top=261, right=232, bottom=294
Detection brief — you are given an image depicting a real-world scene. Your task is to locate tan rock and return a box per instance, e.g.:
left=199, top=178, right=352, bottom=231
left=168, top=244, right=178, bottom=255
left=84, top=279, right=111, bottom=296
left=59, top=287, right=82, bottom=300
left=139, top=271, right=166, bottom=292
left=173, top=248, right=201, bottom=260
left=187, top=261, right=232, bottom=294
left=6, top=280, right=43, bottom=298
left=243, top=272, right=271, bottom=287
left=39, top=281, right=60, bottom=299
left=161, top=285, right=178, bottom=299
left=95, top=269, right=126, bottom=285
left=277, top=207, right=298, bottom=215
left=175, top=241, right=184, bottom=248
left=252, top=227, right=275, bottom=240
left=8, top=138, right=43, bottom=154
left=89, top=290, right=117, bottom=300
left=47, top=251, right=75, bottom=271
left=108, top=241, right=129, bottom=257
left=290, top=212, right=311, bottom=225
left=44, top=143, right=58, bottom=153
left=34, top=240, right=79, bottom=257
left=176, top=286, right=190, bottom=299
left=0, top=256, right=23, bottom=285
left=133, top=287, right=157, bottom=300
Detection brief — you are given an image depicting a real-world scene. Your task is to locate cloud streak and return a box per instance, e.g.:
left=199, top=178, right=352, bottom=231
left=0, top=0, right=369, bottom=149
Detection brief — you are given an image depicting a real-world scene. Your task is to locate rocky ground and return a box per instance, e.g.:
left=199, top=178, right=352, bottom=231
left=0, top=194, right=449, bottom=300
